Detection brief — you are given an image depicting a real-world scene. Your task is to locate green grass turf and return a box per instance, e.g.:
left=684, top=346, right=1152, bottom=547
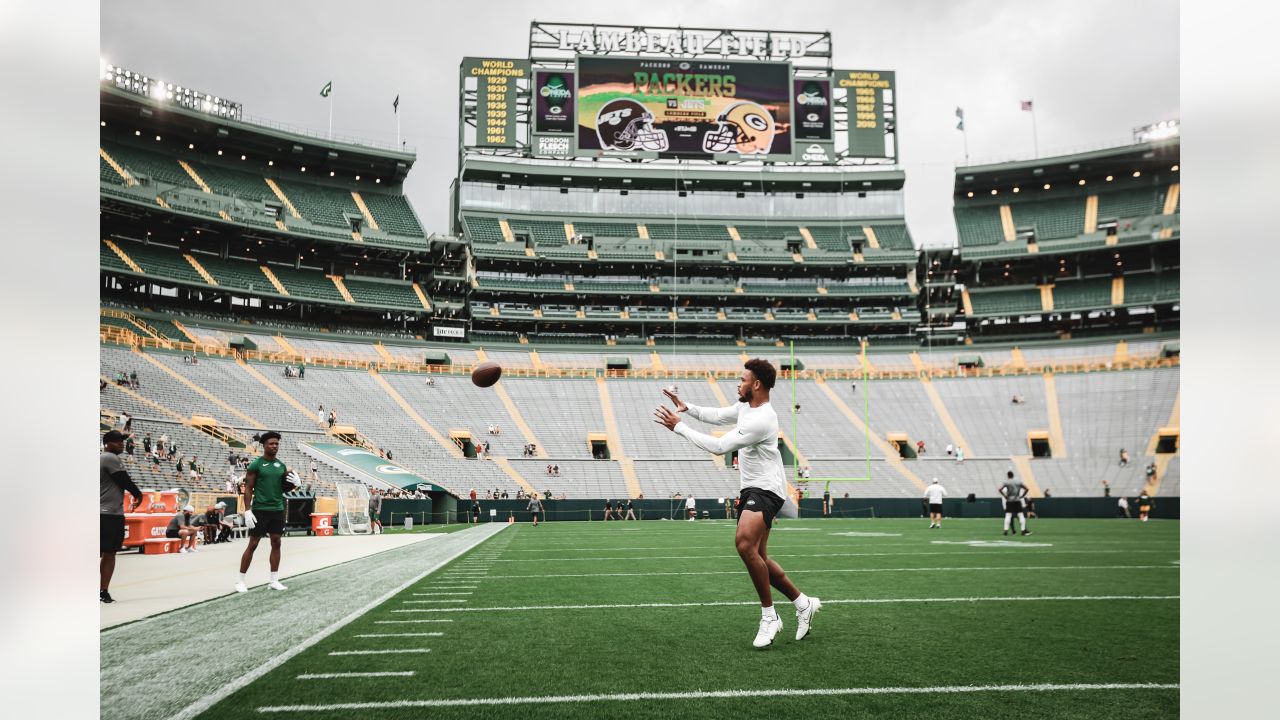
left=195, top=517, right=1178, bottom=719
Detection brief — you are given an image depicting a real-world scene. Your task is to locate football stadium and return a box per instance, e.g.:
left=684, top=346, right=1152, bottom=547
left=97, top=17, right=1179, bottom=720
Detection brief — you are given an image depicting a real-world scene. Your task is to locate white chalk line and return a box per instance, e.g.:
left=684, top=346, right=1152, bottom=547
left=475, top=564, right=1176, bottom=580
left=384, top=595, right=1179, bottom=614
left=352, top=632, right=445, bottom=638
left=503, top=540, right=1176, bottom=553
left=257, top=682, right=1179, bottom=712
left=402, top=599, right=468, bottom=604
left=411, top=592, right=473, bottom=596
left=484, top=549, right=1175, bottom=562
left=422, top=584, right=477, bottom=588
left=295, top=671, right=415, bottom=680
left=328, top=648, right=433, bottom=656
left=373, top=619, right=454, bottom=624
left=165, top=522, right=508, bottom=720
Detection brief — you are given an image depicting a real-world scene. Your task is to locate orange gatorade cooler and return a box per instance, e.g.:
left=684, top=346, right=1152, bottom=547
left=310, top=513, right=335, bottom=536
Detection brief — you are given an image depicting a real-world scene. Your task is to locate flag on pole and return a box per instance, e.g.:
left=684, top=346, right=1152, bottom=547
left=1020, top=100, right=1034, bottom=111
left=393, top=95, right=400, bottom=113
left=955, top=107, right=965, bottom=130
left=320, top=81, right=332, bottom=97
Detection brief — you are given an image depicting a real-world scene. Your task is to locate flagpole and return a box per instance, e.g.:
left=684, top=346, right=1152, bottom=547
left=328, top=95, right=333, bottom=140
left=396, top=94, right=402, bottom=149
left=962, top=125, right=969, bottom=161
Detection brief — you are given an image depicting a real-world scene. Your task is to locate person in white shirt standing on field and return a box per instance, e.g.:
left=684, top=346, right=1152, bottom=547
left=655, top=358, right=820, bottom=650
left=685, top=495, right=697, bottom=521
left=923, top=478, right=948, bottom=529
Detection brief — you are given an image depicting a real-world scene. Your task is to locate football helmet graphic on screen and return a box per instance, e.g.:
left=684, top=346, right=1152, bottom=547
left=702, top=100, right=776, bottom=155
left=595, top=98, right=669, bottom=151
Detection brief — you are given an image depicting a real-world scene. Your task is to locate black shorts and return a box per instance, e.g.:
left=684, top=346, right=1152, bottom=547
left=929, top=503, right=943, bottom=514
left=248, top=509, right=286, bottom=537
left=1005, top=501, right=1024, bottom=514
left=530, top=512, right=540, bottom=521
left=100, top=514, right=125, bottom=554
left=737, top=487, right=785, bottom=529
left=165, top=527, right=182, bottom=539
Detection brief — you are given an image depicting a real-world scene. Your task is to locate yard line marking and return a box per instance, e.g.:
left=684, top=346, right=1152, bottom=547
left=257, top=682, right=1179, bottom=712
left=296, top=671, right=416, bottom=679
left=165, top=523, right=509, bottom=720
left=328, top=648, right=433, bottom=656
left=484, top=549, right=1175, bottom=562
left=475, top=565, right=1176, bottom=580
left=353, top=632, right=445, bottom=638
left=411, top=592, right=473, bottom=596
left=403, top=599, right=468, bottom=604
left=373, top=619, right=454, bottom=624
left=424, top=585, right=478, bottom=589
left=386, top=595, right=1179, bottom=613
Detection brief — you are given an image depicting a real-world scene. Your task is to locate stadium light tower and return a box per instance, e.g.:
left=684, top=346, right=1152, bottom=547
left=1133, top=119, right=1179, bottom=143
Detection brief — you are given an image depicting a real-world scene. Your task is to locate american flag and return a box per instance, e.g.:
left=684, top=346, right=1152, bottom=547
left=1021, top=100, right=1034, bottom=111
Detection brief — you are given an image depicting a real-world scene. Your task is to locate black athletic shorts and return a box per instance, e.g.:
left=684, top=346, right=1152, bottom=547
left=100, top=514, right=125, bottom=554
left=165, top=527, right=182, bottom=539
left=1005, top=501, right=1024, bottom=514
left=929, top=503, right=943, bottom=514
left=248, top=509, right=286, bottom=537
left=737, top=487, right=785, bottom=529
left=530, top=512, right=540, bottom=521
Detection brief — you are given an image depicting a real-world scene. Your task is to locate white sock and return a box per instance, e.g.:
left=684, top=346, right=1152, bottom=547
left=793, top=593, right=810, bottom=611
left=238, top=573, right=247, bottom=584
left=269, top=572, right=279, bottom=583
left=1019, top=514, right=1027, bottom=531
left=761, top=606, right=778, bottom=620
left=1004, top=514, right=1012, bottom=531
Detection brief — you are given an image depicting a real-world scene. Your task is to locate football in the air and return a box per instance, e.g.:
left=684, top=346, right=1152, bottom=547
left=471, top=361, right=502, bottom=388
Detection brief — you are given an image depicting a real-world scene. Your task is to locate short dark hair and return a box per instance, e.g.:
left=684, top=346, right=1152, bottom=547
left=1007, top=470, right=1015, bottom=479
left=744, top=358, right=777, bottom=390
left=255, top=431, right=282, bottom=444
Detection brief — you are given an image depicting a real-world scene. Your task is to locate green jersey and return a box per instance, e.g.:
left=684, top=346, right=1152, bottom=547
left=248, top=455, right=288, bottom=511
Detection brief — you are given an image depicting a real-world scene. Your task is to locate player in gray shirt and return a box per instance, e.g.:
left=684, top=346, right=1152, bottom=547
left=368, top=490, right=383, bottom=534
left=101, top=430, right=143, bottom=604
left=527, top=495, right=543, bottom=527
left=998, top=470, right=1032, bottom=536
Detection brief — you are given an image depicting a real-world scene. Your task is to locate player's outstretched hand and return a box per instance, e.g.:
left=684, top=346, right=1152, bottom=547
left=661, top=388, right=687, bottom=412
left=653, top=406, right=681, bottom=431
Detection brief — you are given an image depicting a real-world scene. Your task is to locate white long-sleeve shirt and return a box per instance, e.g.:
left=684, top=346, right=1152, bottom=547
left=674, top=401, right=787, bottom=499
left=923, top=484, right=948, bottom=504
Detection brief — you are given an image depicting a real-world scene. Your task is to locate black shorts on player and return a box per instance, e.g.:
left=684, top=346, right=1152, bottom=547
left=737, top=487, right=784, bottom=528
left=929, top=503, right=943, bottom=514
left=248, top=509, right=286, bottom=537
left=530, top=512, right=540, bottom=522
left=1005, top=501, right=1024, bottom=514
left=100, top=514, right=125, bottom=554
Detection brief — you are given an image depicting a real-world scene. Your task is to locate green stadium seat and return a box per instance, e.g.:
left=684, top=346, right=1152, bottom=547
left=188, top=161, right=275, bottom=204
left=462, top=215, right=507, bottom=243
left=867, top=224, right=914, bottom=251
left=646, top=223, right=731, bottom=242
left=1011, top=198, right=1085, bottom=240
left=1052, top=277, right=1113, bottom=311
left=572, top=221, right=639, bottom=239
left=102, top=142, right=199, bottom=191
left=121, top=243, right=206, bottom=285
left=806, top=225, right=856, bottom=252
left=361, top=192, right=424, bottom=238
left=509, top=219, right=568, bottom=246
left=275, top=180, right=361, bottom=229
left=1096, top=187, right=1159, bottom=220
left=344, top=278, right=423, bottom=309
left=197, top=255, right=272, bottom=293
left=735, top=224, right=801, bottom=240
left=953, top=206, right=1005, bottom=246
left=270, top=266, right=346, bottom=302
left=968, top=287, right=1042, bottom=315
left=100, top=242, right=129, bottom=272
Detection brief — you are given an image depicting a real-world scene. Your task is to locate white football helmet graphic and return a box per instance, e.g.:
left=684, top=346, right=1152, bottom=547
left=595, top=98, right=669, bottom=151
left=702, top=100, right=776, bottom=155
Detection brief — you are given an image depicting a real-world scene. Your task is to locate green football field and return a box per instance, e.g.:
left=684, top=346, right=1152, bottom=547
left=194, top=517, right=1178, bottom=719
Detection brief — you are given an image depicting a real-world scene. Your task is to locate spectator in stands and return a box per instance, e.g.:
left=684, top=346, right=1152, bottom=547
left=298, top=365, right=304, bottom=380
left=945, top=443, right=954, bottom=456
left=159, top=433, right=170, bottom=459
left=225, top=473, right=235, bottom=495
left=546, top=464, right=553, bottom=476
left=309, top=459, right=318, bottom=483
left=469, top=488, right=477, bottom=503
left=328, top=410, right=337, bottom=428
left=553, top=464, right=560, bottom=477
left=100, top=379, right=107, bottom=393
left=494, top=425, right=502, bottom=435
left=317, top=405, right=325, bottom=425
left=916, top=440, right=926, bottom=455
left=101, top=430, right=144, bottom=604
left=955, top=447, right=965, bottom=463
left=386, top=450, right=393, bottom=461
left=174, top=456, right=185, bottom=481
left=167, top=505, right=200, bottom=553
left=544, top=488, right=553, bottom=501
left=1044, top=489, right=1052, bottom=498
left=130, top=370, right=139, bottom=389
left=1119, top=448, right=1130, bottom=467
left=1102, top=480, right=1112, bottom=498
left=425, top=377, right=435, bottom=386
left=1011, top=394, right=1026, bottom=404
left=124, top=435, right=135, bottom=460
left=188, top=460, right=203, bottom=485
left=1145, top=462, right=1157, bottom=483
left=501, top=490, right=509, bottom=499
left=142, top=433, right=152, bottom=455
left=120, top=412, right=133, bottom=433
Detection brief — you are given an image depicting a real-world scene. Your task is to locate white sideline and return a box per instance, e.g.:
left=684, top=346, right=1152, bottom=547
left=411, top=592, right=473, bottom=596
left=423, top=585, right=477, bottom=589
left=296, top=672, right=415, bottom=679
left=485, top=549, right=1173, bottom=562
left=328, top=648, right=433, bottom=656
left=478, top=564, right=1174, bottom=580
left=502, top=541, right=1176, bottom=553
left=353, top=632, right=445, bottom=638
left=373, top=619, right=454, bottom=624
left=256, top=682, right=1179, bottom=712
left=402, top=599, right=468, bottom=604
left=386, top=595, right=1179, bottom=613
left=165, top=522, right=508, bottom=720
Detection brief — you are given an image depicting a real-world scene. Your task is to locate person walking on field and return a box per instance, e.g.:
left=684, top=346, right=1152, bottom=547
left=234, top=432, right=299, bottom=593
left=655, top=359, right=820, bottom=649
left=101, top=431, right=143, bottom=603
left=527, top=494, right=543, bottom=527
left=923, top=478, right=948, bottom=529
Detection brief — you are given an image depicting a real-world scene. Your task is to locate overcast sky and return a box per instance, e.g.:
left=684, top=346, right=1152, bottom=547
left=101, top=0, right=1178, bottom=248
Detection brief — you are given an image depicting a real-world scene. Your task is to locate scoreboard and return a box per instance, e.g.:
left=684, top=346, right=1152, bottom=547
left=461, top=57, right=528, bottom=147
left=835, top=69, right=895, bottom=159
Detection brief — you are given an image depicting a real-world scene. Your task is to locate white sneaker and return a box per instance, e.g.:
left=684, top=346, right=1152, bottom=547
left=268, top=580, right=288, bottom=591
left=234, top=581, right=248, bottom=593
left=179, top=547, right=188, bottom=554
left=795, top=597, right=822, bottom=640
left=752, top=615, right=782, bottom=649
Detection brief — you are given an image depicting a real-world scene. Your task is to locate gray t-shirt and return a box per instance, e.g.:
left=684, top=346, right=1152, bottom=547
left=100, top=452, right=127, bottom=515
left=527, top=498, right=543, bottom=512
left=368, top=494, right=382, bottom=513
left=167, top=513, right=191, bottom=532
left=1000, top=482, right=1028, bottom=502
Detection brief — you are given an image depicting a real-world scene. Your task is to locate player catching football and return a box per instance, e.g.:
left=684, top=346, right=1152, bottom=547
left=654, top=358, right=820, bottom=649
left=235, top=432, right=299, bottom=593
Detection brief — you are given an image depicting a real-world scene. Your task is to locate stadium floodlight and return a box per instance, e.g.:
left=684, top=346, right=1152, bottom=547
left=102, top=61, right=243, bottom=120
left=966, top=191, right=973, bottom=198
left=1106, top=175, right=1114, bottom=182
left=1171, top=165, right=1179, bottom=172
left=1133, top=119, right=1179, bottom=143
left=1012, top=187, right=1020, bottom=193
left=1043, top=183, right=1051, bottom=190
left=990, top=189, right=997, bottom=195
left=1133, top=171, right=1141, bottom=178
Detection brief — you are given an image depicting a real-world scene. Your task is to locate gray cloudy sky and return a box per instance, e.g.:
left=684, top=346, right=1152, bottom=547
left=101, top=0, right=1178, bottom=248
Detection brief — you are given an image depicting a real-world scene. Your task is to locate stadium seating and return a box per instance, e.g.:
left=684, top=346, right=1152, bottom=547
left=509, top=219, right=567, bottom=246
left=122, top=243, right=206, bottom=285
left=805, top=225, right=855, bottom=251
left=967, top=287, right=1042, bottom=315
left=645, top=223, right=732, bottom=242
left=867, top=224, right=915, bottom=251
left=274, top=180, right=361, bottom=229
left=270, top=266, right=346, bottom=302
left=103, top=141, right=199, bottom=191
left=343, top=278, right=423, bottom=310
left=953, top=206, right=1005, bottom=246
left=735, top=224, right=802, bottom=241
left=572, top=220, right=639, bottom=239
left=197, top=255, right=272, bottom=293
left=1124, top=271, right=1180, bottom=305
left=359, top=192, right=424, bottom=237
left=462, top=215, right=507, bottom=243
left=1052, top=277, right=1114, bottom=311
left=1011, top=197, right=1085, bottom=240
left=187, top=161, right=275, bottom=204
left=1096, top=187, right=1159, bottom=220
